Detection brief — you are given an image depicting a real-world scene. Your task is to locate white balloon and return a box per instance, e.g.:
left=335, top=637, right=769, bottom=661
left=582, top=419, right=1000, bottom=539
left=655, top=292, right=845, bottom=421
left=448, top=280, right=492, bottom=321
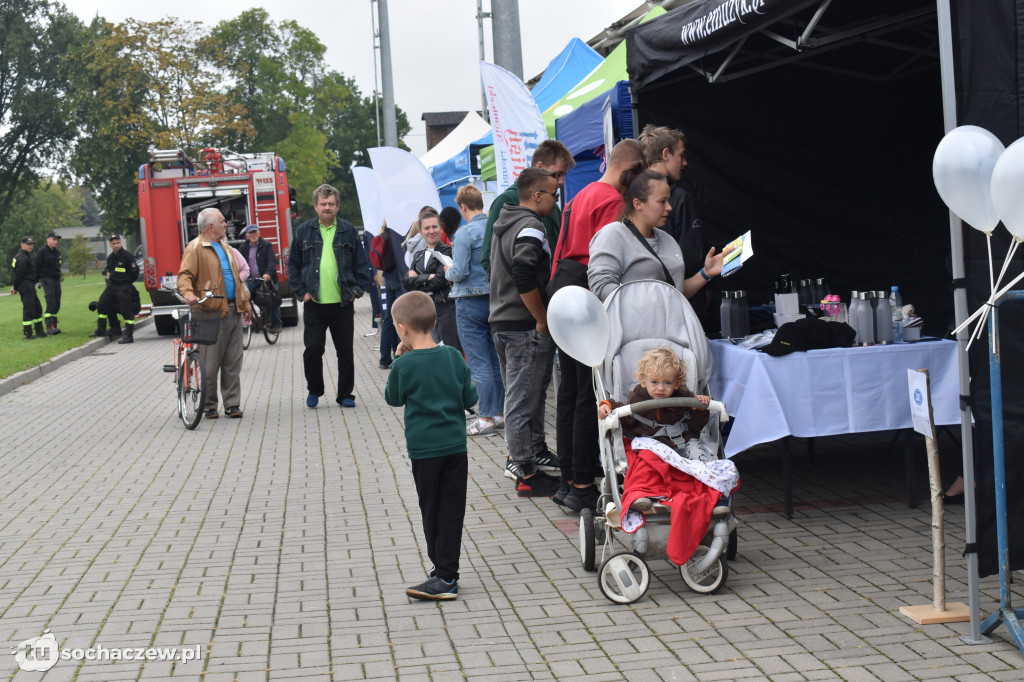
left=932, top=125, right=1004, bottom=233
left=547, top=286, right=610, bottom=367
left=991, top=137, right=1024, bottom=241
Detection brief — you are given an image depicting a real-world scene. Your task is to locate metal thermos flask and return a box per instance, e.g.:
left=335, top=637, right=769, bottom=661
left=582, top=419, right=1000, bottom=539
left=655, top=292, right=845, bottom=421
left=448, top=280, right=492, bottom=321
left=855, top=291, right=875, bottom=345
left=720, top=292, right=733, bottom=339
left=730, top=290, right=750, bottom=338
left=873, top=290, right=893, bottom=344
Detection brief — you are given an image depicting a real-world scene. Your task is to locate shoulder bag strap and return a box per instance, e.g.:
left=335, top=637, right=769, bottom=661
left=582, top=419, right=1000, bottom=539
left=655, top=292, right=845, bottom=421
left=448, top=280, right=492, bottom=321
left=622, top=218, right=675, bottom=287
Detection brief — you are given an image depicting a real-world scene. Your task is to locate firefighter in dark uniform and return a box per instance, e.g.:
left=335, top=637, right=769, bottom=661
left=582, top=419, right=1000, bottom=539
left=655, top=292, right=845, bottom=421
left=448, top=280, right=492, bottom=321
left=36, top=231, right=63, bottom=335
left=89, top=234, right=140, bottom=344
left=10, top=236, right=45, bottom=340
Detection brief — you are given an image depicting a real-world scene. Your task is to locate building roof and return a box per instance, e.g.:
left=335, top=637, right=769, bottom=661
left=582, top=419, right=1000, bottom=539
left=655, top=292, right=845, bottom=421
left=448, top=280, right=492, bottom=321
left=53, top=226, right=103, bottom=239
left=421, top=111, right=471, bottom=127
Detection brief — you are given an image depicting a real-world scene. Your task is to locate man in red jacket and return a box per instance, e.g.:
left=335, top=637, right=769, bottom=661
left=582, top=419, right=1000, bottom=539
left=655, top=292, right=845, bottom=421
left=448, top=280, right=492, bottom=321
left=548, top=139, right=644, bottom=512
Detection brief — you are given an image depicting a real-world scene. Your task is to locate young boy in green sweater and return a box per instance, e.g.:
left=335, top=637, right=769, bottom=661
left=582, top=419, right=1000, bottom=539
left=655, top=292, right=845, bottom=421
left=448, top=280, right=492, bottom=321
left=385, top=291, right=478, bottom=600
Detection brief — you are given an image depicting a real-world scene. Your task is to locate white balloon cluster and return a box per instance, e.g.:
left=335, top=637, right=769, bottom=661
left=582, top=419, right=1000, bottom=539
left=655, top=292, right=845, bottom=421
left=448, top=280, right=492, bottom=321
left=933, top=126, right=1024, bottom=348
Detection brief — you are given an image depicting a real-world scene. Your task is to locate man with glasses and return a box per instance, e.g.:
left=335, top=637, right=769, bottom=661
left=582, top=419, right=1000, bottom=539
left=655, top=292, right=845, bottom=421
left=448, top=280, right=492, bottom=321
left=488, top=167, right=562, bottom=497
left=481, top=139, right=574, bottom=278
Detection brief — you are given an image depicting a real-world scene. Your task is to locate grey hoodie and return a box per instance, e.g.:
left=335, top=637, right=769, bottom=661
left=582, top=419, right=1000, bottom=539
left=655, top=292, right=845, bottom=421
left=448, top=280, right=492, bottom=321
left=403, top=233, right=425, bottom=269
left=488, top=203, right=551, bottom=332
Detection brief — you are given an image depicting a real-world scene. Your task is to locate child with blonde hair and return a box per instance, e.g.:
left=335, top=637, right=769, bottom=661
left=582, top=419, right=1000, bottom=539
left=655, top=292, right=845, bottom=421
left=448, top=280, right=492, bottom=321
left=599, top=347, right=714, bottom=463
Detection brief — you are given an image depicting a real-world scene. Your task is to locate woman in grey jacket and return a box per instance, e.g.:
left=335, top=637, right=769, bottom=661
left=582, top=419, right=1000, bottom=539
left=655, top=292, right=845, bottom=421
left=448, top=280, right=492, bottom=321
left=588, top=165, right=730, bottom=302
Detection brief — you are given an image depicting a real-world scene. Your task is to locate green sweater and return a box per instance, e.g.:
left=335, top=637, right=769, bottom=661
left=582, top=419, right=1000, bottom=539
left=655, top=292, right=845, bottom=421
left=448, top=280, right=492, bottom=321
left=384, top=345, right=478, bottom=459
left=481, top=180, right=562, bottom=277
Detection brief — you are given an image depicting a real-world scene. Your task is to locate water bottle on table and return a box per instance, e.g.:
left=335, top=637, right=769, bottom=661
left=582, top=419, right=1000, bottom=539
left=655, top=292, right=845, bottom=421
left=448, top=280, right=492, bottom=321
left=890, top=286, right=904, bottom=342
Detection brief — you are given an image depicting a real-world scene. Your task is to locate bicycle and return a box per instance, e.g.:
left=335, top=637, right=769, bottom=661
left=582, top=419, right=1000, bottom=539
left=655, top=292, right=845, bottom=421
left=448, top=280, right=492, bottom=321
left=243, top=279, right=281, bottom=349
left=162, top=289, right=224, bottom=429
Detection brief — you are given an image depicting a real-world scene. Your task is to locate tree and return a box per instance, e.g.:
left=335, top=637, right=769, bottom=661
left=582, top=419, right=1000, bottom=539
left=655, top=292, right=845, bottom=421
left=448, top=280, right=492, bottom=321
left=0, top=179, right=82, bottom=285
left=74, top=186, right=102, bottom=226
left=321, top=72, right=411, bottom=221
left=67, top=234, right=93, bottom=277
left=71, top=17, right=256, bottom=237
left=0, top=0, right=86, bottom=227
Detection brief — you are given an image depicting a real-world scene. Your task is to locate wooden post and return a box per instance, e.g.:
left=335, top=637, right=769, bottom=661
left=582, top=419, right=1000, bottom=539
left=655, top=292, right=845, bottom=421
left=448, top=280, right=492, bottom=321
left=900, top=368, right=970, bottom=625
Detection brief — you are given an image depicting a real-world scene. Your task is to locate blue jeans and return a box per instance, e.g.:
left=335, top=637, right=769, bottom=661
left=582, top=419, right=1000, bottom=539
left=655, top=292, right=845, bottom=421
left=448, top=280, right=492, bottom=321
left=246, top=279, right=282, bottom=328
left=455, top=296, right=504, bottom=418
left=493, top=329, right=555, bottom=477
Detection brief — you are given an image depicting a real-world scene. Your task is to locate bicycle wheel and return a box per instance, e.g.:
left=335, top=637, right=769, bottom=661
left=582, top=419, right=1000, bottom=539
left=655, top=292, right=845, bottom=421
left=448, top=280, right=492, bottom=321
left=263, top=308, right=280, bottom=345
left=242, top=319, right=253, bottom=349
left=178, top=350, right=206, bottom=429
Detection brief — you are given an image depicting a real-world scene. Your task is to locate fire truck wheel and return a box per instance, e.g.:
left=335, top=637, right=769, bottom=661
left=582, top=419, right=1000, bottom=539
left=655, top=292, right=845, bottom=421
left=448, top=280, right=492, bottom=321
left=155, top=316, right=179, bottom=336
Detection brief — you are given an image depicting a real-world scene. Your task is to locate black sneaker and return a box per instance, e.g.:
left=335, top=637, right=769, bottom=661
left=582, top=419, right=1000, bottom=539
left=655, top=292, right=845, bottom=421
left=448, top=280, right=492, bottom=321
left=503, top=457, right=521, bottom=481
left=563, top=484, right=600, bottom=512
left=204, top=409, right=219, bottom=420
left=713, top=495, right=731, bottom=516
left=552, top=480, right=572, bottom=506
left=516, top=471, right=561, bottom=497
left=532, top=447, right=559, bottom=472
left=406, top=576, right=458, bottom=600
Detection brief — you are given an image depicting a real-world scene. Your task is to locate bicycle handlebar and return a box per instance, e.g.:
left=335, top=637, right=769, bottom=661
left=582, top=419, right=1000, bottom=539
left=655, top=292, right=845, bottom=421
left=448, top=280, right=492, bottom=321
left=162, top=285, right=224, bottom=305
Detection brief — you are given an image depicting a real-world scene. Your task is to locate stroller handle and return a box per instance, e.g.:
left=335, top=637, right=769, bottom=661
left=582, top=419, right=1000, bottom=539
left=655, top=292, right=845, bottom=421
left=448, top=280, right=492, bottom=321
left=613, top=397, right=729, bottom=423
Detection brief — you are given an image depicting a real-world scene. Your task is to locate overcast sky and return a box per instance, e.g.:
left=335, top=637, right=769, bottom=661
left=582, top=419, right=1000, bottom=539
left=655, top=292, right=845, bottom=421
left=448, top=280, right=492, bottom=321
left=64, top=0, right=641, bottom=157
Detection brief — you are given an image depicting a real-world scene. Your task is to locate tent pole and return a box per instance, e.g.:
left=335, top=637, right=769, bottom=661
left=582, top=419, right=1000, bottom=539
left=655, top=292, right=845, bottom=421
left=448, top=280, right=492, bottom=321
left=936, top=0, right=987, bottom=645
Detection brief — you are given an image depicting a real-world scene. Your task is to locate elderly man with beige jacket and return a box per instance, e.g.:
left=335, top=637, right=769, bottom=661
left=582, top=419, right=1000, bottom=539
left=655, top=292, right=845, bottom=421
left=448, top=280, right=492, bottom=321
left=178, top=208, right=251, bottom=419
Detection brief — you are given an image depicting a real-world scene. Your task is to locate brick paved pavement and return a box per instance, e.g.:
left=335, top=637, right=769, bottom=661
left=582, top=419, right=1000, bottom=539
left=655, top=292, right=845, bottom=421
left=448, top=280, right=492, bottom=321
left=1, top=297, right=1022, bottom=680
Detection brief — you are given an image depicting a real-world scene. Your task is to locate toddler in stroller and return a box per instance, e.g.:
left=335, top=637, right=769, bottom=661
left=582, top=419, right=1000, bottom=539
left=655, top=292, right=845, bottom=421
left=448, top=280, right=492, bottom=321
left=599, top=347, right=732, bottom=517
left=547, top=279, right=738, bottom=604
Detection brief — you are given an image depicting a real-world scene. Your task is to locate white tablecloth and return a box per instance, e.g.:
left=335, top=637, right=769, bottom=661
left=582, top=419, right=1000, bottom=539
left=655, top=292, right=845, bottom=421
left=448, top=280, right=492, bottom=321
left=709, top=339, right=961, bottom=457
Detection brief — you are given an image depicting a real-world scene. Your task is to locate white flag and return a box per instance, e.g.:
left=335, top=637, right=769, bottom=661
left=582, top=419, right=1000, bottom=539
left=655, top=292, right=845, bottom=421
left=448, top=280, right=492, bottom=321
left=368, top=147, right=442, bottom=239
left=352, top=167, right=386, bottom=237
left=479, top=61, right=549, bottom=192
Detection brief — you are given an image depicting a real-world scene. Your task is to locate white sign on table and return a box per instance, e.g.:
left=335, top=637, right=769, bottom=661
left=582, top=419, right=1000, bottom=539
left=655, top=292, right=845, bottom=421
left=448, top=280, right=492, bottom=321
left=908, top=368, right=936, bottom=439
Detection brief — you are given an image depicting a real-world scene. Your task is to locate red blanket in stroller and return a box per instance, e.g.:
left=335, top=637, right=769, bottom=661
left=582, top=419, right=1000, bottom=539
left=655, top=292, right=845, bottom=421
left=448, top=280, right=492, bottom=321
left=620, top=440, right=722, bottom=566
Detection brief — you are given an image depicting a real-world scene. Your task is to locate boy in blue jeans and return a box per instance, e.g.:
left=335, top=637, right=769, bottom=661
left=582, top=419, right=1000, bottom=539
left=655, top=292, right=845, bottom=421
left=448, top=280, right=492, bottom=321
left=385, top=291, right=478, bottom=600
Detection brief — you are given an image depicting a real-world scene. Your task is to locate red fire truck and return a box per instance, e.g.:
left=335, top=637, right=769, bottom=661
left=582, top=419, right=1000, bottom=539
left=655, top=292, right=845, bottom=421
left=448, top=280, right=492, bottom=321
left=137, top=148, right=299, bottom=334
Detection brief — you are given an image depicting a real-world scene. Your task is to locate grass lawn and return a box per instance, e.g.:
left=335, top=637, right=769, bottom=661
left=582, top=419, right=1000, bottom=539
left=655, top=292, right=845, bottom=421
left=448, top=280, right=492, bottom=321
left=0, top=271, right=148, bottom=379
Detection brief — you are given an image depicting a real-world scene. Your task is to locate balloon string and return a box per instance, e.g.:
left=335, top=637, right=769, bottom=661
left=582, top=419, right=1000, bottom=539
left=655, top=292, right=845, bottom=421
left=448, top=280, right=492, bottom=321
left=965, top=259, right=1024, bottom=352
left=952, top=237, right=1022, bottom=337
left=966, top=238, right=1020, bottom=351
left=988, top=234, right=994, bottom=292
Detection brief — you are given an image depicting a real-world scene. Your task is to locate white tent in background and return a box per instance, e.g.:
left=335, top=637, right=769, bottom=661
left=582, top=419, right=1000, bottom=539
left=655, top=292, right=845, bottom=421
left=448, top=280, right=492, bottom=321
left=418, top=111, right=491, bottom=170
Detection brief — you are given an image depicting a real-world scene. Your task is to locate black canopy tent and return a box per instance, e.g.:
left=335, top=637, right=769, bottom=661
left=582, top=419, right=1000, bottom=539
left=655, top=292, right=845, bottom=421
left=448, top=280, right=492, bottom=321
left=626, top=0, right=1024, bottom=644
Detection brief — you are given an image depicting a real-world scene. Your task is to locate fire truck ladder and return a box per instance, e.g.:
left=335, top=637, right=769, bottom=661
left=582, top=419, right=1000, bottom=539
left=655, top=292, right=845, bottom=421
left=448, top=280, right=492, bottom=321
left=253, top=187, right=279, bottom=245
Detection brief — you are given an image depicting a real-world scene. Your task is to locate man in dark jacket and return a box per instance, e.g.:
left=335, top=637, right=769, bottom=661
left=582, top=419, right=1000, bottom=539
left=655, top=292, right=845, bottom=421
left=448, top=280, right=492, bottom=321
left=36, top=231, right=63, bottom=335
left=640, top=124, right=709, bottom=321
left=90, top=234, right=140, bottom=344
left=10, top=236, right=44, bottom=340
left=489, top=167, right=562, bottom=497
left=287, top=184, right=371, bottom=409
left=237, top=224, right=282, bottom=331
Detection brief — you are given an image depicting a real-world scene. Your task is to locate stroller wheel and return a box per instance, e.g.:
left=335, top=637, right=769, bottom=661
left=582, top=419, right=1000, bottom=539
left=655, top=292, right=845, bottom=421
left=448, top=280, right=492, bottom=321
left=680, top=545, right=729, bottom=595
left=726, top=528, right=738, bottom=561
left=597, top=552, right=650, bottom=604
left=579, top=508, right=596, bottom=571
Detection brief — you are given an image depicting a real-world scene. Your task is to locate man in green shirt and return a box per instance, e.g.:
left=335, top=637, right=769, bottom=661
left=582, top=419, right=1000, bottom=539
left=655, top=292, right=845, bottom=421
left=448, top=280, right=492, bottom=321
left=287, top=184, right=372, bottom=409
left=480, top=139, right=575, bottom=277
